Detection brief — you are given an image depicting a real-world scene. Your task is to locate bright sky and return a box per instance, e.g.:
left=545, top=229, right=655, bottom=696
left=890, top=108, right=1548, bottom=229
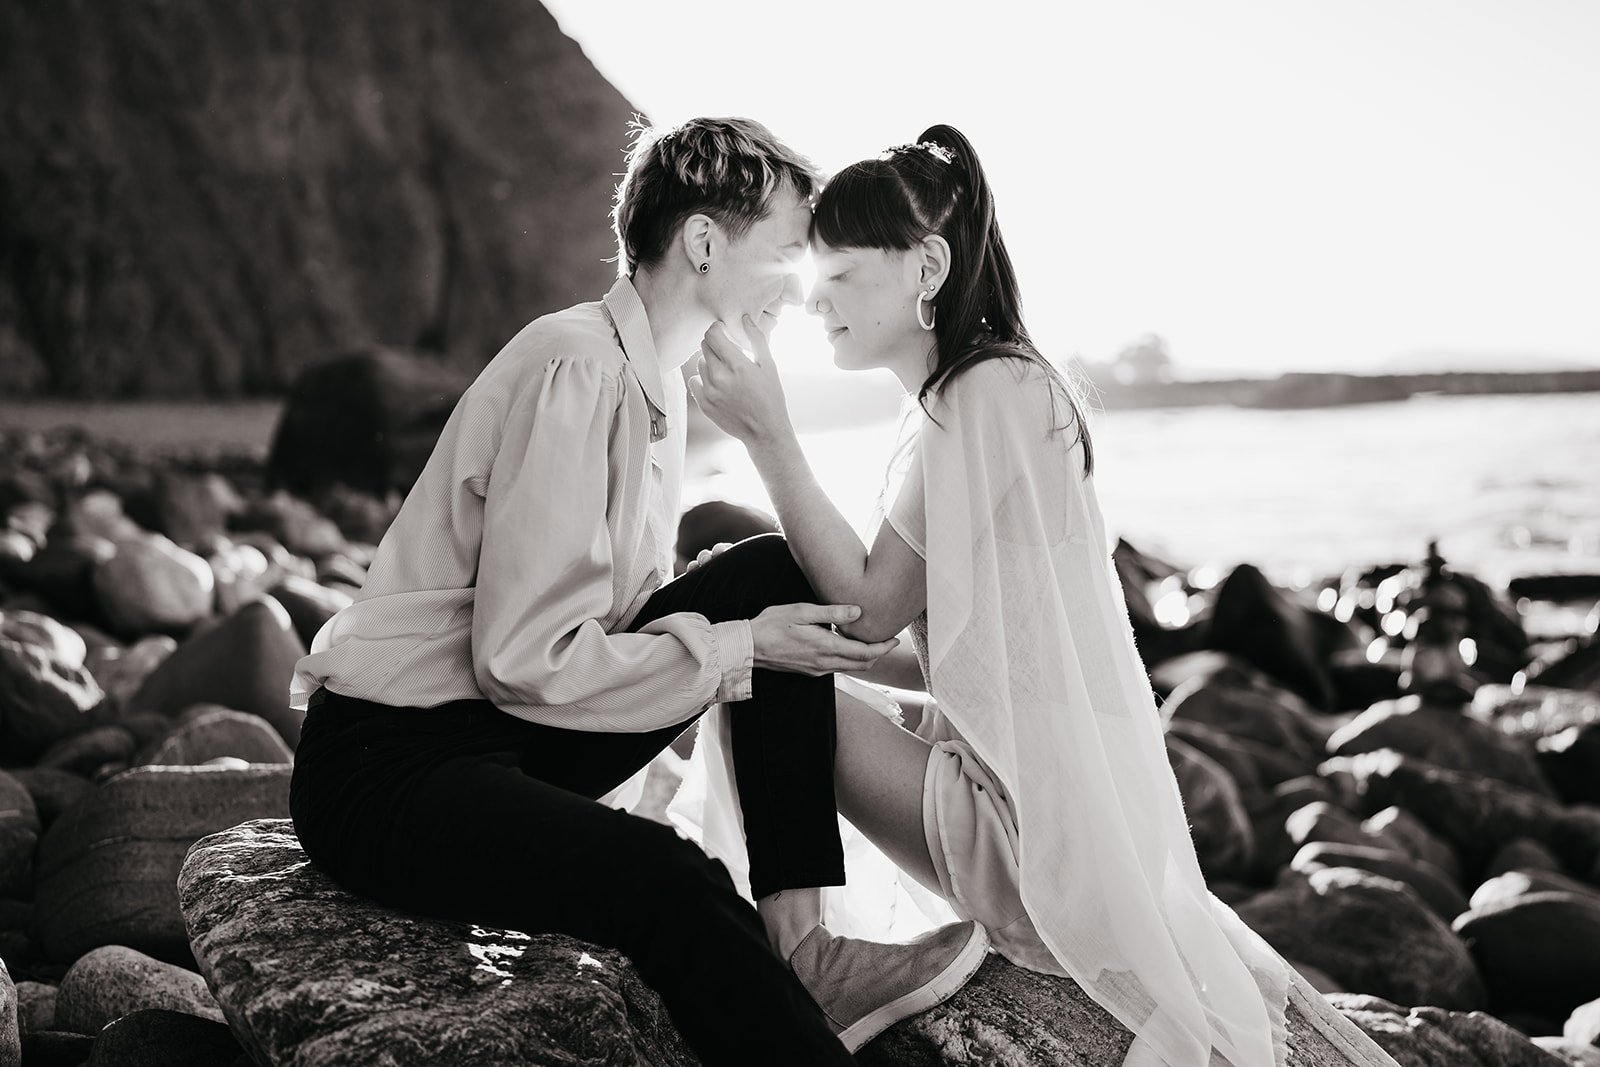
left=544, top=0, right=1599, bottom=377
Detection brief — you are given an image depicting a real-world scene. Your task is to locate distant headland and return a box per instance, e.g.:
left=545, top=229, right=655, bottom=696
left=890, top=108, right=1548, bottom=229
left=1085, top=368, right=1600, bottom=410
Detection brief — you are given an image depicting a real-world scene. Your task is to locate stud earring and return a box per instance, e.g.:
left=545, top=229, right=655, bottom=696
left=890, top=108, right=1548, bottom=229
left=699, top=262, right=710, bottom=274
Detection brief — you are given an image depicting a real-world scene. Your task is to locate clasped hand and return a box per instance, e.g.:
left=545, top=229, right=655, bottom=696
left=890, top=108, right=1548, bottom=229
left=689, top=316, right=792, bottom=446
left=750, top=603, right=899, bottom=677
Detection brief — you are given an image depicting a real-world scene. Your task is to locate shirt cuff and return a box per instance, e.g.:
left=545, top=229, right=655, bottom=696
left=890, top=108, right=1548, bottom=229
left=710, top=618, right=755, bottom=703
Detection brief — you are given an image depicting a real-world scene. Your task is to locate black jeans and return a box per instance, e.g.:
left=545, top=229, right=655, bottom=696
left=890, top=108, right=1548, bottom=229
left=289, top=534, right=853, bottom=1066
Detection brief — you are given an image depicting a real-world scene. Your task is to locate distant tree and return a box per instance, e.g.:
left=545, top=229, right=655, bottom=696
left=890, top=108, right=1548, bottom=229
left=1112, top=333, right=1174, bottom=385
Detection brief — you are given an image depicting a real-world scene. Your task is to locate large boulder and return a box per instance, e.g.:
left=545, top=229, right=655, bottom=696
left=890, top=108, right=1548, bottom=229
left=0, top=958, right=16, bottom=1067
left=127, top=598, right=307, bottom=748
left=83, top=634, right=177, bottom=717
left=1236, top=867, right=1485, bottom=1011
left=0, top=617, right=105, bottom=763
left=34, top=764, right=292, bottom=964
left=267, top=575, right=351, bottom=649
left=86, top=1008, right=245, bottom=1066
left=1538, top=723, right=1600, bottom=807
left=0, top=0, right=638, bottom=400
left=91, top=534, right=215, bottom=638
left=1208, top=564, right=1337, bottom=711
left=1162, top=676, right=1326, bottom=760
left=134, top=706, right=294, bottom=767
left=180, top=819, right=1402, bottom=1067
left=1289, top=842, right=1469, bottom=922
left=1329, top=993, right=1566, bottom=1067
left=1165, top=735, right=1255, bottom=882
left=0, top=773, right=38, bottom=899
left=54, top=946, right=223, bottom=1035
left=1451, top=892, right=1600, bottom=1020
left=1327, top=697, right=1552, bottom=795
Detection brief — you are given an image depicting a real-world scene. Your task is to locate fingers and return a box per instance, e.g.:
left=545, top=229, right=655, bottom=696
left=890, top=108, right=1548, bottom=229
left=789, top=603, right=862, bottom=626
left=741, top=314, right=775, bottom=366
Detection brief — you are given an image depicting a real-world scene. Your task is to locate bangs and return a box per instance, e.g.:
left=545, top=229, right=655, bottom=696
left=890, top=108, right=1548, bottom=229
left=810, top=161, right=924, bottom=252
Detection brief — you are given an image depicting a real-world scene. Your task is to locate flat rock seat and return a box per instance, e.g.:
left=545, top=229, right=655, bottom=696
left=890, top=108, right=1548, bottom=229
left=179, top=820, right=1402, bottom=1067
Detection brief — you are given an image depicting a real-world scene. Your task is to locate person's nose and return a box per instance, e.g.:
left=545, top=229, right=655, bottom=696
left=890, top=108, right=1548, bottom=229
left=779, top=270, right=804, bottom=310
left=806, top=281, right=829, bottom=317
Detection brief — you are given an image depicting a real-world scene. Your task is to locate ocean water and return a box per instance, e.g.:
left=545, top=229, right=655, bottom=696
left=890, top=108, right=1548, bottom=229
left=687, top=392, right=1600, bottom=590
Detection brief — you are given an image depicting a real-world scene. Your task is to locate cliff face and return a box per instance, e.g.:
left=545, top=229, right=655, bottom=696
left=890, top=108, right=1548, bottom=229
left=0, top=0, right=638, bottom=397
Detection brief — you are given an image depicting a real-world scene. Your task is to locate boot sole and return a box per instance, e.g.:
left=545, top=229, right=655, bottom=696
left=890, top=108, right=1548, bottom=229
left=836, top=923, right=991, bottom=1053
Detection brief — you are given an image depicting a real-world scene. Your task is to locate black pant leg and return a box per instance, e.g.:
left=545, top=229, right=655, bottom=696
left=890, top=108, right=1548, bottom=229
left=289, top=691, right=855, bottom=1067
left=624, top=533, right=845, bottom=899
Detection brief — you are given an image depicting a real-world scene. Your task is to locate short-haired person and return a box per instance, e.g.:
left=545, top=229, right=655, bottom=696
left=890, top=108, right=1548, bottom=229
left=287, top=118, right=989, bottom=1065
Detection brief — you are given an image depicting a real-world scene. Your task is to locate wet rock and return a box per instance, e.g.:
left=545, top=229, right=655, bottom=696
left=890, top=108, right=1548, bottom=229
left=127, top=598, right=306, bottom=748
left=1328, top=993, right=1566, bottom=1067
left=19, top=1030, right=94, bottom=1067
left=134, top=707, right=292, bottom=767
left=14, top=981, right=54, bottom=1034
left=1149, top=649, right=1270, bottom=701
left=35, top=725, right=138, bottom=777
left=267, top=575, right=351, bottom=648
left=1290, top=842, right=1469, bottom=921
left=1252, top=778, right=1344, bottom=874
left=0, top=623, right=105, bottom=763
left=0, top=773, right=40, bottom=899
left=35, top=765, right=292, bottom=964
left=1471, top=869, right=1600, bottom=911
left=54, top=946, right=222, bottom=1035
left=0, top=611, right=85, bottom=671
left=1318, top=750, right=1600, bottom=879
left=205, top=540, right=273, bottom=617
left=1166, top=735, right=1254, bottom=881
left=1209, top=563, right=1337, bottom=711
left=1162, top=677, right=1325, bottom=759
left=1489, top=838, right=1566, bottom=878
left=1451, top=892, right=1600, bottom=1019
left=1237, top=867, right=1485, bottom=1010
left=91, top=534, right=214, bottom=637
left=86, top=1007, right=244, bottom=1066
left=1166, top=718, right=1265, bottom=794
left=181, top=819, right=1397, bottom=1067
left=1327, top=696, right=1552, bottom=795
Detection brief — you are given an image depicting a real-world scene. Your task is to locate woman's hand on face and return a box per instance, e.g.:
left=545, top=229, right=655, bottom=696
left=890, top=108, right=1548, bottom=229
left=689, top=316, right=793, bottom=447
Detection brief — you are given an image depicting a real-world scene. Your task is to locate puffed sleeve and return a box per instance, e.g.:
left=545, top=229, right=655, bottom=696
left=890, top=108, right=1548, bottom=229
left=471, top=354, right=753, bottom=732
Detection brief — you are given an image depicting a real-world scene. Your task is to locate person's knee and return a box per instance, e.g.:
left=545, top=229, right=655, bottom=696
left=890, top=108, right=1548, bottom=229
left=726, top=533, right=817, bottom=607
left=629, top=820, right=730, bottom=901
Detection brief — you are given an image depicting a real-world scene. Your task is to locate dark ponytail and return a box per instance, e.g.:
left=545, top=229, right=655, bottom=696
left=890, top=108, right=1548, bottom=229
left=813, top=125, right=1094, bottom=475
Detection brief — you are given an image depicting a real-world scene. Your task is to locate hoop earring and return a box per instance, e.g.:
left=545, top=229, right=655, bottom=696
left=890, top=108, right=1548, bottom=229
left=917, top=287, right=937, bottom=331
left=698, top=262, right=710, bottom=274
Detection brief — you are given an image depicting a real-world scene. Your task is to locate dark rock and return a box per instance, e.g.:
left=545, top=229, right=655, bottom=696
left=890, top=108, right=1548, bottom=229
left=267, top=575, right=351, bottom=649
left=35, top=765, right=292, bottom=964
left=86, top=1008, right=244, bottom=1067
left=1, top=957, right=16, bottom=1067
left=1452, top=892, right=1600, bottom=1019
left=82, top=636, right=177, bottom=718
left=181, top=819, right=1398, bottom=1067
left=1209, top=563, right=1338, bottom=710
left=91, top=534, right=214, bottom=638
left=1471, top=869, right=1600, bottom=912
left=133, top=708, right=293, bottom=767
left=17, top=1030, right=95, bottom=1067
left=1535, top=1037, right=1600, bottom=1067
left=1285, top=802, right=1387, bottom=852
left=1165, top=735, right=1254, bottom=881
left=203, top=541, right=275, bottom=618
left=1251, top=779, right=1344, bottom=875
left=1363, top=806, right=1461, bottom=882
left=1475, top=685, right=1600, bottom=742
left=1538, top=723, right=1600, bottom=806
left=0, top=772, right=40, bottom=898
left=234, top=492, right=346, bottom=560
left=0, top=625, right=105, bottom=764
left=1165, top=718, right=1264, bottom=794
left=1237, top=867, right=1485, bottom=1010
left=1533, top=637, right=1600, bottom=692
left=1327, top=696, right=1552, bottom=795
left=2, top=1, right=637, bottom=400
left=124, top=472, right=239, bottom=555
left=127, top=598, right=306, bottom=748
left=1162, top=677, right=1324, bottom=759
left=35, top=725, right=138, bottom=777
left=312, top=552, right=366, bottom=590
left=1290, top=842, right=1470, bottom=921
left=1149, top=649, right=1270, bottom=701
left=1328, top=993, right=1567, bottom=1067
left=1488, top=838, right=1566, bottom=879
left=54, top=947, right=222, bottom=1035
left=15, top=980, right=55, bottom=1034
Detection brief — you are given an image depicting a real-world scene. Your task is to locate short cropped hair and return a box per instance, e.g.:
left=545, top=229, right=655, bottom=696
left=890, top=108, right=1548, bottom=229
left=612, top=117, right=823, bottom=276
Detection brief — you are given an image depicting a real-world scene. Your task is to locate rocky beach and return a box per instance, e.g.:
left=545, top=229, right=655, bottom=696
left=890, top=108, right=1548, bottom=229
left=2, top=370, right=1599, bottom=1065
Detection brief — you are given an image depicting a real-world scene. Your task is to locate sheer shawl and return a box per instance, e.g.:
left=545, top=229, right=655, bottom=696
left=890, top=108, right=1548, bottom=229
left=912, top=358, right=1290, bottom=1067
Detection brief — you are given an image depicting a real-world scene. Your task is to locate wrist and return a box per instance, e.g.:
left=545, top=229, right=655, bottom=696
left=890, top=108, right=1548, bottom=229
left=746, top=423, right=800, bottom=469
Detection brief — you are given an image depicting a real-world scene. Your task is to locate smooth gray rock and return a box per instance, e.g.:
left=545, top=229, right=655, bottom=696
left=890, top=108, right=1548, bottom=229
left=1238, top=867, right=1486, bottom=1010
left=133, top=707, right=293, bottom=768
left=5, top=769, right=93, bottom=831
left=35, top=765, right=291, bottom=963
left=1536, top=1037, right=1600, bottom=1067
left=1363, top=806, right=1461, bottom=882
left=35, top=725, right=138, bottom=777
left=14, top=981, right=54, bottom=1034
left=82, top=635, right=177, bottom=718
left=16, top=1030, right=94, bottom=1067
left=91, top=534, right=214, bottom=637
left=181, top=819, right=1402, bottom=1067
left=0, top=628, right=105, bottom=764
left=0, top=773, right=39, bottom=900
left=1329, top=993, right=1566, bottom=1067
left=55, top=946, right=223, bottom=1035
left=1471, top=869, right=1600, bottom=912
left=1290, top=842, right=1469, bottom=922
left=1166, top=734, right=1255, bottom=882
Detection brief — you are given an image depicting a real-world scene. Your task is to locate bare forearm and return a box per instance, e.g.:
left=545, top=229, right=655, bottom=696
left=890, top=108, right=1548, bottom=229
left=747, top=432, right=872, bottom=609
